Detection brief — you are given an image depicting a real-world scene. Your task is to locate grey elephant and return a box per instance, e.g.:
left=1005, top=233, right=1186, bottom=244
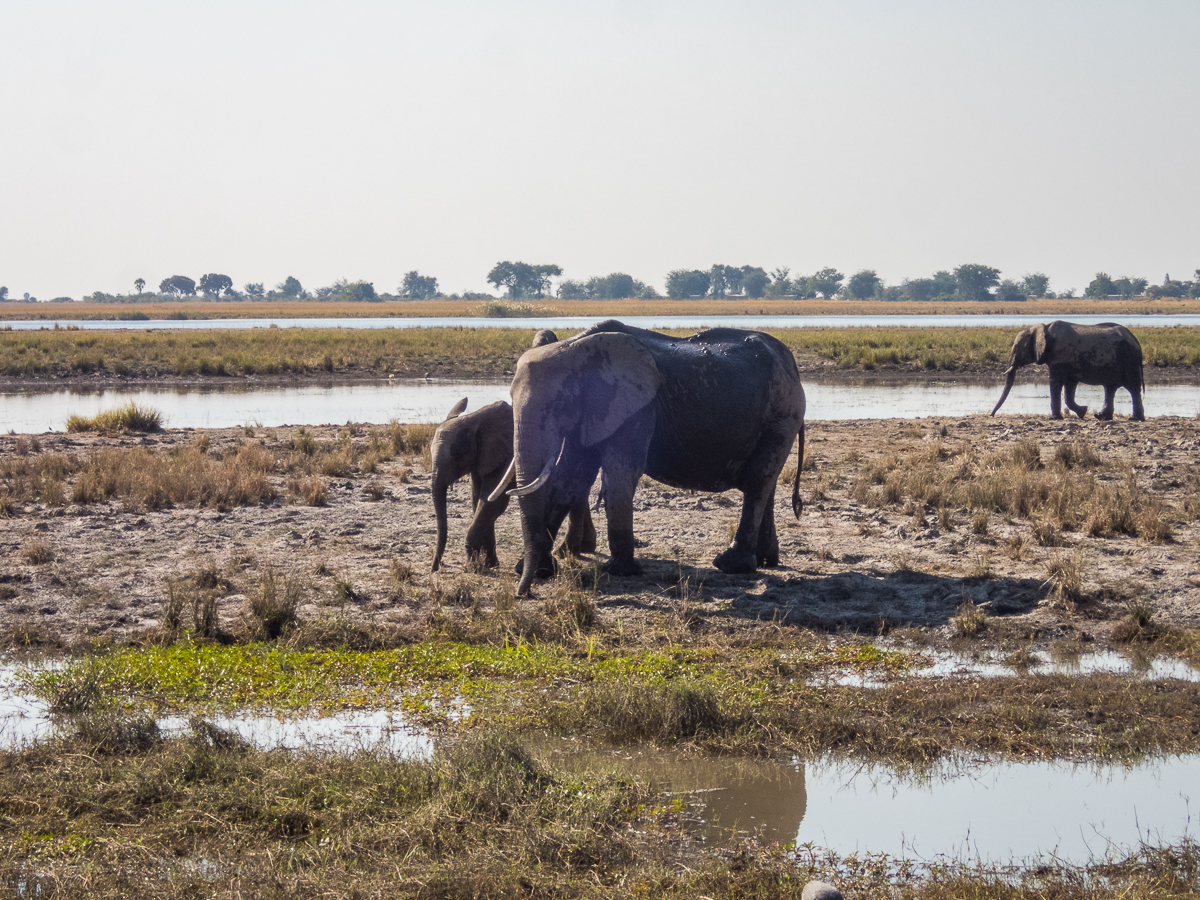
left=430, top=329, right=595, bottom=572
left=491, top=319, right=806, bottom=595
left=991, top=320, right=1145, bottom=421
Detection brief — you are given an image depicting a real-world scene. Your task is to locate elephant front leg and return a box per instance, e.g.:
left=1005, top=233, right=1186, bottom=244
left=465, top=476, right=510, bottom=568
left=600, top=468, right=642, bottom=577
left=1064, top=381, right=1088, bottom=418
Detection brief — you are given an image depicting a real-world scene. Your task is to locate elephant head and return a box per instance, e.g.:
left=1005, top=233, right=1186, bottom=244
left=991, top=324, right=1048, bottom=415
left=493, top=332, right=661, bottom=594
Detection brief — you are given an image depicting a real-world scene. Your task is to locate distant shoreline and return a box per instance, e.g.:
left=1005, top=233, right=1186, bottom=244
left=4, top=295, right=1200, bottom=322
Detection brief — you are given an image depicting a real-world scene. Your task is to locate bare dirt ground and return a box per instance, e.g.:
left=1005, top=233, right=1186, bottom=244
left=2, top=414, right=1197, bottom=649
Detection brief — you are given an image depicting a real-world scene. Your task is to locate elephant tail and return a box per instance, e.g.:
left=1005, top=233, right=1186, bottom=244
left=791, top=421, right=805, bottom=520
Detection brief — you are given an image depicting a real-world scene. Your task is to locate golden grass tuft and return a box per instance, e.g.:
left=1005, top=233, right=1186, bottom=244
left=21, top=537, right=55, bottom=565
left=66, top=402, right=162, bottom=434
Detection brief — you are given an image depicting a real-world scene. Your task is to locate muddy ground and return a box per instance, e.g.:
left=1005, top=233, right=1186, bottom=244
left=1, top=414, right=1197, bottom=649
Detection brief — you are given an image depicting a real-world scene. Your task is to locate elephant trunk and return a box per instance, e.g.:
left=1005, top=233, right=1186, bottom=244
left=431, top=476, right=450, bottom=572
left=430, top=436, right=455, bottom=572
left=991, top=367, right=1017, bottom=416
left=513, top=435, right=564, bottom=595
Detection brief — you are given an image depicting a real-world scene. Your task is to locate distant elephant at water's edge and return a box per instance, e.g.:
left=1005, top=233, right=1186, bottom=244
left=991, top=320, right=1145, bottom=421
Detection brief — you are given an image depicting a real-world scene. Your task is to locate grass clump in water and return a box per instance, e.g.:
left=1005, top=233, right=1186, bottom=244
left=66, top=402, right=162, bottom=433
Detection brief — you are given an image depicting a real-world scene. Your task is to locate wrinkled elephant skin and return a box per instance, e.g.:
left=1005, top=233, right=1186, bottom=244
left=507, top=320, right=806, bottom=594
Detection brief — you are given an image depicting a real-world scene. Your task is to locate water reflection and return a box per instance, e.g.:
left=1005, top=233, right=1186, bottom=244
left=540, top=740, right=1199, bottom=862
left=5, top=377, right=1195, bottom=433
left=5, top=313, right=1200, bottom=331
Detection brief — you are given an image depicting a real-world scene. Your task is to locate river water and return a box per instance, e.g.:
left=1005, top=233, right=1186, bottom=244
left=4, top=378, right=1193, bottom=434
left=6, top=313, right=1200, bottom=331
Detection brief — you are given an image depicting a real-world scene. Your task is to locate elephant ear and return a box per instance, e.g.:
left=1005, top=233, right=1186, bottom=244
left=1034, top=324, right=1050, bottom=365
left=575, top=332, right=662, bottom=447
left=445, top=397, right=469, bottom=420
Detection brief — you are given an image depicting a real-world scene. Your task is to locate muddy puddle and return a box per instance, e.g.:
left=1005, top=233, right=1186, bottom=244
left=3, top=661, right=1195, bottom=863
left=823, top=648, right=1200, bottom=687
left=5, top=377, right=1192, bottom=433
left=0, top=663, right=432, bottom=757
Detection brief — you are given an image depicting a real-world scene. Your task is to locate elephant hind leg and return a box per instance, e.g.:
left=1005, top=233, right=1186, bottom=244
left=755, top=486, right=780, bottom=567
left=1128, top=382, right=1146, bottom=421
left=1095, top=386, right=1116, bottom=420
left=559, top=496, right=597, bottom=557
left=716, top=433, right=793, bottom=574
left=1064, top=381, right=1088, bottom=418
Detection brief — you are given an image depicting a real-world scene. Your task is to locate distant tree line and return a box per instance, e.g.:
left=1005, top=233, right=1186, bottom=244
left=9, top=264, right=1200, bottom=305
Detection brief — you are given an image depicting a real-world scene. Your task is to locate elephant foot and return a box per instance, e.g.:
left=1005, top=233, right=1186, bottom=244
left=514, top=557, right=556, bottom=578
left=758, top=553, right=780, bottom=568
left=714, top=546, right=758, bottom=574
left=1050, top=412, right=1064, bottom=420
left=602, top=556, right=643, bottom=577
left=1072, top=406, right=1088, bottom=419
left=1132, top=413, right=1146, bottom=422
left=1095, top=410, right=1114, bottom=421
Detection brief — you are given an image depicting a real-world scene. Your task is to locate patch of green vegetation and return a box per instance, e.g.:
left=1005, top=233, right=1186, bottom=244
left=29, top=638, right=1200, bottom=764
left=6, top=324, right=1198, bottom=379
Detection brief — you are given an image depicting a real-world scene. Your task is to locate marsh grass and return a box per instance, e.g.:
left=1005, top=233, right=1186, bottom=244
left=0, top=724, right=655, bottom=898
left=953, top=596, right=989, bottom=637
left=847, top=437, right=1179, bottom=545
left=162, top=578, right=221, bottom=640
left=1045, top=551, right=1086, bottom=610
left=65, top=401, right=162, bottom=433
left=244, top=568, right=303, bottom=640
left=73, top=441, right=278, bottom=510
left=7, top=321, right=1198, bottom=379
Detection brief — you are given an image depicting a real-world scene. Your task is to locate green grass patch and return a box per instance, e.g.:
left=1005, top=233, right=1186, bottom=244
left=7, top=324, right=1199, bottom=379
left=27, top=639, right=1200, bottom=764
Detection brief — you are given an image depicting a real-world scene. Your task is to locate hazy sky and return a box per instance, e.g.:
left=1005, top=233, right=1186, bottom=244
left=3, top=1, right=1198, bottom=300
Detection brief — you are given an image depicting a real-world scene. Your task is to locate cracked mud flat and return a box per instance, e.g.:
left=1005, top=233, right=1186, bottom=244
left=1, top=414, right=1197, bottom=648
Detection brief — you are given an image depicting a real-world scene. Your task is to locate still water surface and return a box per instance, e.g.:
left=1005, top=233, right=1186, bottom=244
left=6, top=378, right=1193, bottom=433
left=541, top=742, right=1199, bottom=862
left=6, top=313, right=1200, bottom=331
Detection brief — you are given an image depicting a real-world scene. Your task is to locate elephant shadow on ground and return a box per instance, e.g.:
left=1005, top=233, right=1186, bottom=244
left=725, top=568, right=1048, bottom=631
left=595, top=557, right=1048, bottom=631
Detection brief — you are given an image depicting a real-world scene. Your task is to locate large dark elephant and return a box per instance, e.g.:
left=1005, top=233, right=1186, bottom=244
left=430, top=330, right=596, bottom=572
left=491, top=319, right=806, bottom=595
left=990, top=320, right=1145, bottom=421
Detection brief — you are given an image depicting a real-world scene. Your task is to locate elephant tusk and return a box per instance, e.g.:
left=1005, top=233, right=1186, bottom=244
left=487, top=459, right=517, bottom=503
left=508, top=438, right=567, bottom=499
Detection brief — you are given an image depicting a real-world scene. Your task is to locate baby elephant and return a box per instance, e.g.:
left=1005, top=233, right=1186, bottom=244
left=430, top=398, right=597, bottom=571
left=430, top=329, right=596, bottom=571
